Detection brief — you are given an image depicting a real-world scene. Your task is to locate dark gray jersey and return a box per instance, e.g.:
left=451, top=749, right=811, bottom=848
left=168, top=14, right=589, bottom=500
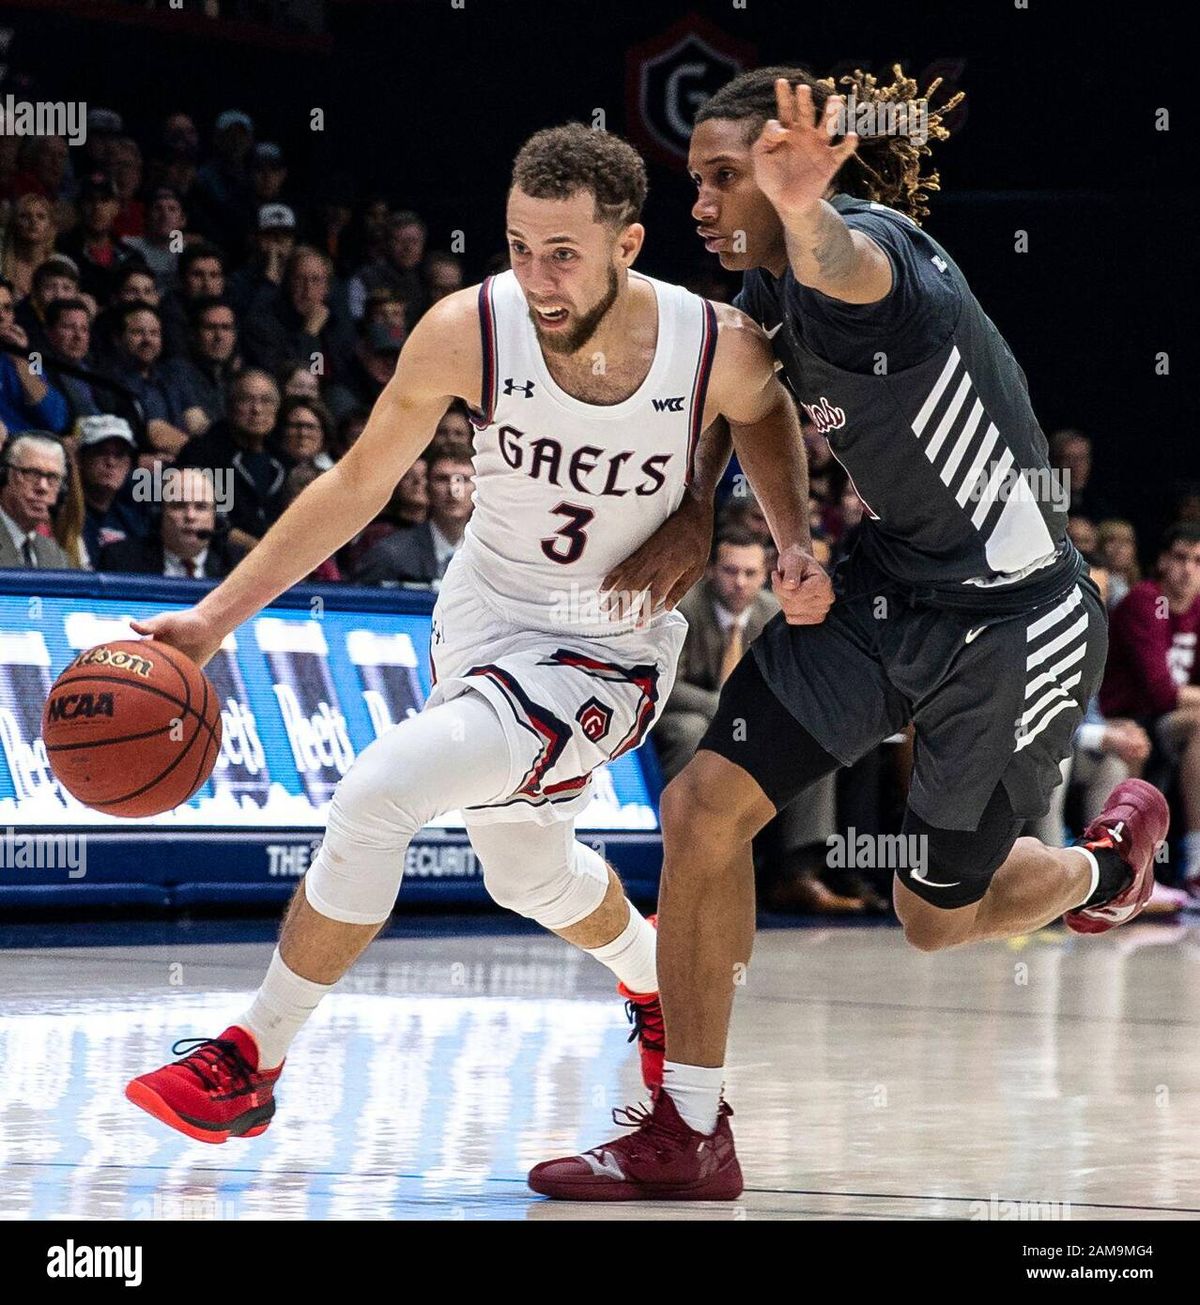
left=736, top=194, right=1083, bottom=614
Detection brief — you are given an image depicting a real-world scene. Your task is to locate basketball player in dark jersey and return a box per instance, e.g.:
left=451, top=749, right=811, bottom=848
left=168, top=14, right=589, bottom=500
left=530, top=67, right=1169, bottom=1200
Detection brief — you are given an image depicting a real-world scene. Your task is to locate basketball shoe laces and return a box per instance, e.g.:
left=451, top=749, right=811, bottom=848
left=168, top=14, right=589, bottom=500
left=624, top=997, right=665, bottom=1054
left=170, top=1037, right=257, bottom=1096
left=607, top=1102, right=689, bottom=1164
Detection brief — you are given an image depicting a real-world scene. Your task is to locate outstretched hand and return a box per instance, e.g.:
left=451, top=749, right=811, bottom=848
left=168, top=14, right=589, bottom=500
left=752, top=78, right=859, bottom=219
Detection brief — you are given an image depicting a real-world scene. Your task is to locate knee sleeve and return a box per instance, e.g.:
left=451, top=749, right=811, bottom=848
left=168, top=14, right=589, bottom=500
left=305, top=691, right=515, bottom=925
left=467, top=818, right=610, bottom=931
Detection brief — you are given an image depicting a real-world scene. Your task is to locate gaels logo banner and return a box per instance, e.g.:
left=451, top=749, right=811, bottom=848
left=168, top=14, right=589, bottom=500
left=626, top=15, right=756, bottom=166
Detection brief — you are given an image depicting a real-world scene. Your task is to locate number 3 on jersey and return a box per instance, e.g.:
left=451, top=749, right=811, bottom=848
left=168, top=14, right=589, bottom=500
left=542, top=501, right=595, bottom=564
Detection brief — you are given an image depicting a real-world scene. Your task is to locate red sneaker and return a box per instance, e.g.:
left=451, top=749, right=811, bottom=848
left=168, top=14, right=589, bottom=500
left=618, top=986, right=664, bottom=1092
left=125, top=1025, right=282, bottom=1144
left=527, top=1089, right=743, bottom=1201
left=1065, top=780, right=1170, bottom=935
left=616, top=914, right=663, bottom=1092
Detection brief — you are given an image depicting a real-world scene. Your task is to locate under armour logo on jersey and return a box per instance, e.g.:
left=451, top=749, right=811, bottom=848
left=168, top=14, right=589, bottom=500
left=503, top=378, right=535, bottom=397
left=801, top=396, right=846, bottom=434
left=651, top=396, right=685, bottom=412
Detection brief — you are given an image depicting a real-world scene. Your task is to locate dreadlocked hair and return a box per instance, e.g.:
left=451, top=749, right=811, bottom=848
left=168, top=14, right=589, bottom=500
left=695, top=64, right=964, bottom=225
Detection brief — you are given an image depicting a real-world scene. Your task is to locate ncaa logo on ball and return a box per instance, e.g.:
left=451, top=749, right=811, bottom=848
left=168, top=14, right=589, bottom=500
left=576, top=697, right=613, bottom=743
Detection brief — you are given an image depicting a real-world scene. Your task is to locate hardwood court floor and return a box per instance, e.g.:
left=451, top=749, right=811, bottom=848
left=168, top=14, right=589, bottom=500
left=1, top=917, right=1197, bottom=1220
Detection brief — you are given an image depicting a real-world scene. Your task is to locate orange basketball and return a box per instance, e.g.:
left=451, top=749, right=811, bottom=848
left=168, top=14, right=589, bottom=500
left=43, top=639, right=223, bottom=818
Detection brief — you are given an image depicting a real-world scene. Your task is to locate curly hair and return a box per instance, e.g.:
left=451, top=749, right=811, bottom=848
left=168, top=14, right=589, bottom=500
left=696, top=64, right=964, bottom=224
left=511, top=123, right=648, bottom=229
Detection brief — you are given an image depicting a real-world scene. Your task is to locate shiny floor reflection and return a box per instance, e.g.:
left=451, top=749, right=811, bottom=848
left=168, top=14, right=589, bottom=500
left=2, top=920, right=1199, bottom=1220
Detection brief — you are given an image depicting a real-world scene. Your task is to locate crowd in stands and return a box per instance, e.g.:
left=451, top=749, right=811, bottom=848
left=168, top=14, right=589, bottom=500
left=1, top=105, right=1196, bottom=917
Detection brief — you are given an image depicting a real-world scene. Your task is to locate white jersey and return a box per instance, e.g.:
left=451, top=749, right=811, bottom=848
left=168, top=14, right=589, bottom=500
left=459, top=269, right=718, bottom=636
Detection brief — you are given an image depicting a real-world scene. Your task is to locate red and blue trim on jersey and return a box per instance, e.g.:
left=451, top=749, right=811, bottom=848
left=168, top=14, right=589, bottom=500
left=462, top=661, right=574, bottom=806
left=541, top=649, right=662, bottom=760
left=471, top=275, right=499, bottom=431
left=684, top=300, right=719, bottom=487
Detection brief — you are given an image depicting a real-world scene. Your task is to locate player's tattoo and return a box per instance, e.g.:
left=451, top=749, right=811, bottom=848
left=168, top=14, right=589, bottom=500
left=807, top=205, right=856, bottom=283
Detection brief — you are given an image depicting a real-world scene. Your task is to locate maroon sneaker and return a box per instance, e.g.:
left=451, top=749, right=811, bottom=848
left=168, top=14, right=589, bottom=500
left=125, top=1025, right=282, bottom=1144
left=1065, top=780, right=1170, bottom=935
left=527, top=1089, right=743, bottom=1201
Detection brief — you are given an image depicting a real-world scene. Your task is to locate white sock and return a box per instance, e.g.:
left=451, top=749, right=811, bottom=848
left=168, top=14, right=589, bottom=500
left=238, top=947, right=333, bottom=1069
left=585, top=906, right=658, bottom=995
left=1068, top=845, right=1101, bottom=907
left=662, top=1061, right=724, bottom=1134
left=1183, top=832, right=1200, bottom=883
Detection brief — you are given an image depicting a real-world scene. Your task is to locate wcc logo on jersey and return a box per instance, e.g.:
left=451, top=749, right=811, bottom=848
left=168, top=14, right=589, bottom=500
left=801, top=397, right=846, bottom=434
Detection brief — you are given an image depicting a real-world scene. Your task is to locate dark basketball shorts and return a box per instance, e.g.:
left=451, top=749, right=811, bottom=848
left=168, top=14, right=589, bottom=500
left=697, top=556, right=1108, bottom=909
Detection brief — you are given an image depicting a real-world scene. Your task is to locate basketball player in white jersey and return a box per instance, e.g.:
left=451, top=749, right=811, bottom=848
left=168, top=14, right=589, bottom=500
left=123, top=124, right=832, bottom=1143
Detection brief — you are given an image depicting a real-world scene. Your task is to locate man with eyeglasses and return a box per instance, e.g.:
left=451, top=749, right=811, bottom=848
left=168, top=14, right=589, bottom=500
left=176, top=367, right=286, bottom=555
left=0, top=432, right=77, bottom=569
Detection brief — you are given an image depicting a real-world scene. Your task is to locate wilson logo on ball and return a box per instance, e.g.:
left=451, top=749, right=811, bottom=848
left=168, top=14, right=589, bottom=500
left=46, top=692, right=115, bottom=722
left=71, top=647, right=154, bottom=678
left=576, top=697, right=613, bottom=742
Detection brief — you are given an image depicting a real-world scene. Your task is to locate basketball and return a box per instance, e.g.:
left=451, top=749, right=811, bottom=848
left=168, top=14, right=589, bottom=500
left=42, top=640, right=222, bottom=818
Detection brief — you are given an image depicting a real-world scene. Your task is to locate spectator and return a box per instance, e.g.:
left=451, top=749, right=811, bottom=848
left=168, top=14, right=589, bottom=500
left=109, top=303, right=195, bottom=454
left=719, top=490, right=775, bottom=577
left=324, top=319, right=400, bottom=424
left=250, top=143, right=288, bottom=206
left=16, top=255, right=85, bottom=355
left=1097, top=518, right=1141, bottom=609
left=278, top=360, right=321, bottom=401
left=1066, top=513, right=1098, bottom=559
left=166, top=296, right=240, bottom=435
left=0, top=432, right=77, bottom=568
left=228, top=203, right=298, bottom=316
left=803, top=420, right=846, bottom=510
left=121, top=186, right=187, bottom=289
left=433, top=400, right=472, bottom=446
left=160, top=242, right=226, bottom=357
left=353, top=440, right=473, bottom=585
left=91, top=262, right=162, bottom=364
left=242, top=246, right=355, bottom=384
left=100, top=465, right=239, bottom=578
left=342, top=195, right=391, bottom=274
left=76, top=414, right=148, bottom=560
left=425, top=251, right=464, bottom=304
left=349, top=209, right=426, bottom=321
left=0, top=193, right=58, bottom=299
left=190, top=109, right=255, bottom=250
left=340, top=456, right=428, bottom=574
left=176, top=367, right=286, bottom=552
left=50, top=439, right=91, bottom=569
left=310, top=174, right=356, bottom=272
left=653, top=526, right=854, bottom=913
left=0, top=276, right=68, bottom=435
left=273, top=395, right=334, bottom=471
left=110, top=137, right=145, bottom=239
left=1050, top=428, right=1113, bottom=522
left=59, top=173, right=130, bottom=303
left=151, top=113, right=201, bottom=205
left=11, top=136, right=73, bottom=231
left=281, top=462, right=342, bottom=581
left=1100, top=524, right=1200, bottom=886
left=44, top=298, right=102, bottom=422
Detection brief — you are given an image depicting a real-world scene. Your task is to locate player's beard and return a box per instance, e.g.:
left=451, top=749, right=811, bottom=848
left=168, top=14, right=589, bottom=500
left=530, top=265, right=620, bottom=356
